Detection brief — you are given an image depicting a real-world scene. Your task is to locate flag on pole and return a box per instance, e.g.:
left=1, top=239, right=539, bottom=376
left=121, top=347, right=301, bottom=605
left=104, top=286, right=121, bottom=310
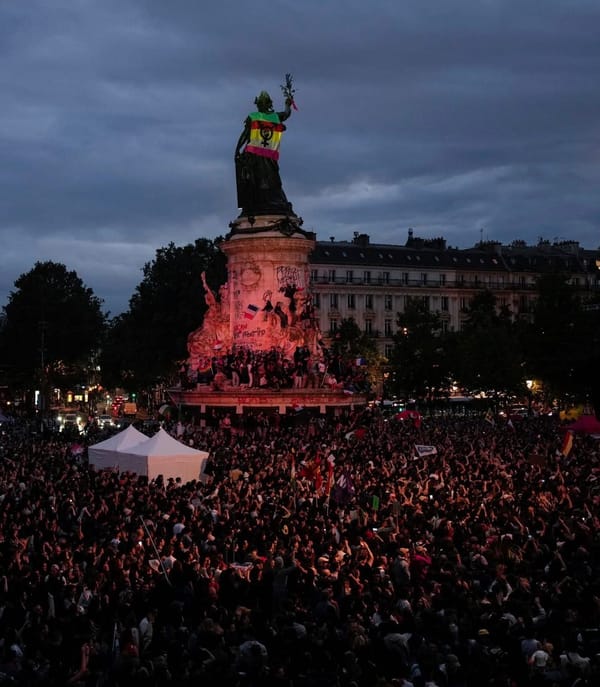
left=484, top=408, right=495, bottom=425
left=345, top=427, right=367, bottom=441
left=561, top=430, right=574, bottom=457
left=396, top=409, right=422, bottom=428
left=324, top=460, right=335, bottom=497
left=300, top=455, right=323, bottom=494
left=332, top=471, right=355, bottom=504
left=372, top=495, right=380, bottom=511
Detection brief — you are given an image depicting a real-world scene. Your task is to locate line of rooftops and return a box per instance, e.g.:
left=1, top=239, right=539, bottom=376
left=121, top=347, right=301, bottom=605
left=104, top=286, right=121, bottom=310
left=310, top=229, right=600, bottom=275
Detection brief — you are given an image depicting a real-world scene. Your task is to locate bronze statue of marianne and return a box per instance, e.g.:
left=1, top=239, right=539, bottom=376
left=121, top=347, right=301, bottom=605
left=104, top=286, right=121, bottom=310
left=235, top=86, right=296, bottom=218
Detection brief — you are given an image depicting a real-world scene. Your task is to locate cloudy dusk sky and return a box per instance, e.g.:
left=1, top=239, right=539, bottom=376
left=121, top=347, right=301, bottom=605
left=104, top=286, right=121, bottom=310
left=2, top=0, right=599, bottom=315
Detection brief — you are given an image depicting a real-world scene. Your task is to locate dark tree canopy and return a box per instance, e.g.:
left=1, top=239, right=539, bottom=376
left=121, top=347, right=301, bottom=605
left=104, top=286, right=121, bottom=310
left=522, top=273, right=588, bottom=398
left=391, top=297, right=451, bottom=399
left=455, top=290, right=524, bottom=395
left=100, top=238, right=226, bottom=388
left=0, top=261, right=106, bottom=389
left=330, top=318, right=377, bottom=359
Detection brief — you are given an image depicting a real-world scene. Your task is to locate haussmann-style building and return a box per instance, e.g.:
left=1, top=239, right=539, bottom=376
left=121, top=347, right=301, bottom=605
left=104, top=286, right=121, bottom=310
left=309, top=229, right=600, bottom=357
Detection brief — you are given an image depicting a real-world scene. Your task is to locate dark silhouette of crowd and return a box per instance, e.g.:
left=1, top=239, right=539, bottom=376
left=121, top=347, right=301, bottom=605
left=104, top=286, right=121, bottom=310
left=0, top=407, right=599, bottom=686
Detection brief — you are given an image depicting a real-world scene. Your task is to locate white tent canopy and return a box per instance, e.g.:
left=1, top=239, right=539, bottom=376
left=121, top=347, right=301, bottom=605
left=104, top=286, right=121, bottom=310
left=88, top=424, right=148, bottom=471
left=117, top=428, right=209, bottom=482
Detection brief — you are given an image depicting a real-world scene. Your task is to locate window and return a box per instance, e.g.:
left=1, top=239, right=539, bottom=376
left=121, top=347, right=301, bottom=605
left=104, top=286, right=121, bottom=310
left=384, top=344, right=394, bottom=358
left=440, top=296, right=449, bottom=312
left=439, top=273, right=446, bottom=286
left=364, top=319, right=373, bottom=335
left=310, top=269, right=318, bottom=283
left=365, top=294, right=374, bottom=310
left=421, top=296, right=430, bottom=310
left=346, top=270, right=354, bottom=283
left=384, top=319, right=392, bottom=336
left=384, top=294, right=393, bottom=310
left=363, top=270, right=371, bottom=284
left=381, top=271, right=390, bottom=284
left=402, top=272, right=409, bottom=285
left=330, top=293, right=339, bottom=309
left=329, top=319, right=338, bottom=332
left=313, top=293, right=320, bottom=308
left=328, top=269, right=336, bottom=283
left=460, top=297, right=469, bottom=311
left=347, top=293, right=356, bottom=309
left=421, top=272, right=428, bottom=285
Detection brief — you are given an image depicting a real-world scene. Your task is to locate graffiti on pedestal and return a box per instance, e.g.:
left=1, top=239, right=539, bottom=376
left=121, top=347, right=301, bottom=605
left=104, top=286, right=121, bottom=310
left=187, top=258, right=322, bottom=367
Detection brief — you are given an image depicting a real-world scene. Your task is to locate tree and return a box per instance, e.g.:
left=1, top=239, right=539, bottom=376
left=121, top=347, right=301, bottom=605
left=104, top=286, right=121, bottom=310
left=329, top=317, right=385, bottom=394
left=522, top=273, right=588, bottom=400
left=0, top=261, right=106, bottom=403
left=100, top=238, right=227, bottom=389
left=330, top=318, right=377, bottom=360
left=390, top=297, right=452, bottom=400
left=455, top=290, right=524, bottom=396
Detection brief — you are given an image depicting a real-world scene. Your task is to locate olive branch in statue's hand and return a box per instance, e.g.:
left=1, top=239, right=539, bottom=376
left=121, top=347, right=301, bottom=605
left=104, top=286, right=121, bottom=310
left=280, top=73, right=298, bottom=110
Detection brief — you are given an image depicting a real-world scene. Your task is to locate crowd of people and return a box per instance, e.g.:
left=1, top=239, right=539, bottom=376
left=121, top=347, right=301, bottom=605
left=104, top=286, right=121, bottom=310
left=180, top=346, right=371, bottom=394
left=0, top=405, right=599, bottom=686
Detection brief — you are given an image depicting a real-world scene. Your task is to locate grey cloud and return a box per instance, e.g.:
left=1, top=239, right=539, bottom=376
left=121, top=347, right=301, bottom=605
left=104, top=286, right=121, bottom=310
left=1, top=0, right=599, bottom=315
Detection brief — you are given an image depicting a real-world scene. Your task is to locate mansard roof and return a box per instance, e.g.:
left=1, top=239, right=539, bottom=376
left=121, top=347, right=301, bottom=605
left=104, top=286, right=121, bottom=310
left=310, top=234, right=599, bottom=275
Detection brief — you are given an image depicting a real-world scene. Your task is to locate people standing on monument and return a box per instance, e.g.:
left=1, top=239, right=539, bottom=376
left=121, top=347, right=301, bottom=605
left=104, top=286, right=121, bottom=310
left=235, top=90, right=295, bottom=217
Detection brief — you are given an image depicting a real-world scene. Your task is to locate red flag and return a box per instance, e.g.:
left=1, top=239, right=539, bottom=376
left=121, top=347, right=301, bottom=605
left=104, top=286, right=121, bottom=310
left=324, top=460, right=335, bottom=497
left=561, top=430, right=574, bottom=457
left=300, top=455, right=323, bottom=493
left=395, top=410, right=422, bottom=428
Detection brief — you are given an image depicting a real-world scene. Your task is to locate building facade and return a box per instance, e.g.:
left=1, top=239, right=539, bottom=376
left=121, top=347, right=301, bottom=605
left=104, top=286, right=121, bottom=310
left=309, top=229, right=600, bottom=357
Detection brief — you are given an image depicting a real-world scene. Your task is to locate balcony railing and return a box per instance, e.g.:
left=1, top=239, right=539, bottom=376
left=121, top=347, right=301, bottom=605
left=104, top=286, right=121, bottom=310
left=310, top=276, right=545, bottom=291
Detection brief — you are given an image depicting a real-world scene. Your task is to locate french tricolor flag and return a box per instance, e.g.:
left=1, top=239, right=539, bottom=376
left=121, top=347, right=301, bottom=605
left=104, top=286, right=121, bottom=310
left=244, top=304, right=259, bottom=320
